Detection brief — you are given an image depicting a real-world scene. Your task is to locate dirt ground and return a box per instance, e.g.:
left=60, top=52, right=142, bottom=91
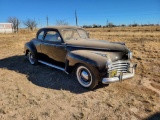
left=0, top=26, right=160, bottom=120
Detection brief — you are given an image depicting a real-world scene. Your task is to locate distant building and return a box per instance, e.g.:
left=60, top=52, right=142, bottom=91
left=0, top=23, right=13, bottom=33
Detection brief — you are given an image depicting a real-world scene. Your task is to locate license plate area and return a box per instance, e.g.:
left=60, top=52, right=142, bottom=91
left=109, top=69, right=117, bottom=77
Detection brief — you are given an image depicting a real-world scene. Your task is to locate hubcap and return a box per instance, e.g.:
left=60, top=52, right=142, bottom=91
left=76, top=66, right=92, bottom=87
left=81, top=70, right=89, bottom=80
left=29, top=53, right=35, bottom=64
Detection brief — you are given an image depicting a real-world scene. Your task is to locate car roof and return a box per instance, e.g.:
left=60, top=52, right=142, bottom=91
left=43, top=26, right=82, bottom=31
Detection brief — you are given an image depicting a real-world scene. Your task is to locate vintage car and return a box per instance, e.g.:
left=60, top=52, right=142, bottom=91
left=24, top=26, right=137, bottom=89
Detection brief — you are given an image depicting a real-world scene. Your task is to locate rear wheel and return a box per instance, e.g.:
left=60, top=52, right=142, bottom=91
left=28, top=51, right=37, bottom=65
left=76, top=65, right=98, bottom=89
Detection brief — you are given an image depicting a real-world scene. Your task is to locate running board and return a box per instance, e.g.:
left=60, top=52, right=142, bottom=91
left=38, top=60, right=69, bottom=74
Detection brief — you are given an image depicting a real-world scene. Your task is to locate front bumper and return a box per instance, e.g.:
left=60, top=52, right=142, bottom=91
left=102, top=64, right=137, bottom=84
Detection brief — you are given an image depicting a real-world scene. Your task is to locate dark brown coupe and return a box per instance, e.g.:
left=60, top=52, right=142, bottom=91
left=24, top=26, right=137, bottom=89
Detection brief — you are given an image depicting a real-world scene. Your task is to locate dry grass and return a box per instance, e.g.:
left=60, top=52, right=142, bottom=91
left=0, top=26, right=160, bottom=120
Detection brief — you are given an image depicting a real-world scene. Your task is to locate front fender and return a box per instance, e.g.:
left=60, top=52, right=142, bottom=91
left=66, top=50, right=108, bottom=76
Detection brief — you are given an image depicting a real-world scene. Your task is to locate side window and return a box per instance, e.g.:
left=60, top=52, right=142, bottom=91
left=37, top=31, right=44, bottom=40
left=44, top=31, right=61, bottom=42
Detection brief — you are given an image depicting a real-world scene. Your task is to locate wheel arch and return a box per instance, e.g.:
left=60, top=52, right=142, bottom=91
left=24, top=42, right=37, bottom=58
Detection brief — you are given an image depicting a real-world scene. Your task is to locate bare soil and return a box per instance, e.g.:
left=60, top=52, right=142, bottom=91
left=0, top=27, right=160, bottom=120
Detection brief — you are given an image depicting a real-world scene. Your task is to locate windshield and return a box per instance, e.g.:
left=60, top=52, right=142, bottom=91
left=61, top=29, right=88, bottom=41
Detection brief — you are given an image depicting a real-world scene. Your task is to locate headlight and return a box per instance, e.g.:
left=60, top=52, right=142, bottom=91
left=128, top=51, right=132, bottom=59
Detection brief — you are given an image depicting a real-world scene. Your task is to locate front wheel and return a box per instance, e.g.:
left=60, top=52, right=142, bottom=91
left=76, top=65, right=98, bottom=89
left=28, top=52, right=37, bottom=65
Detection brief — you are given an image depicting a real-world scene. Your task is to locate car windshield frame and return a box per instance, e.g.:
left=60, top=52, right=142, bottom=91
left=60, top=28, right=88, bottom=41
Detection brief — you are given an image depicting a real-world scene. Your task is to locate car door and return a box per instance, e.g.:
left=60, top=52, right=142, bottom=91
left=40, top=29, right=67, bottom=67
left=35, top=30, right=45, bottom=60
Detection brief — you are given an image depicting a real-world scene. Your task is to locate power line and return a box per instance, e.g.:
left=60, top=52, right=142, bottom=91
left=78, top=12, right=160, bottom=18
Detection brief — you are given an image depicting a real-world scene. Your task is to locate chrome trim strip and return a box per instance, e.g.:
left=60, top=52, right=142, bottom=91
left=108, top=60, right=130, bottom=73
left=108, top=67, right=128, bottom=70
left=66, top=45, right=123, bottom=51
left=38, top=60, right=69, bottom=74
left=111, top=60, right=130, bottom=64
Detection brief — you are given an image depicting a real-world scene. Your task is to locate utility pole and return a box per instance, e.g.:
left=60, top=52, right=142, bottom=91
left=46, top=16, right=48, bottom=26
left=106, top=19, right=108, bottom=27
left=75, top=10, right=78, bottom=26
left=16, top=19, right=19, bottom=33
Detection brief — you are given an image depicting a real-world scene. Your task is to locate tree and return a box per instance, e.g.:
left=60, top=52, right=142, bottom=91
left=83, top=25, right=92, bottom=28
left=7, top=17, right=20, bottom=33
left=92, top=24, right=101, bottom=28
left=121, top=24, right=126, bottom=27
left=23, top=19, right=37, bottom=31
left=108, top=23, right=115, bottom=27
left=56, top=20, right=69, bottom=26
left=92, top=24, right=98, bottom=28
left=132, top=23, right=139, bottom=27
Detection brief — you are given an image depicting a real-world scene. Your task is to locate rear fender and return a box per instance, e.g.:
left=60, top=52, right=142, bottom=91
left=24, top=42, right=37, bottom=58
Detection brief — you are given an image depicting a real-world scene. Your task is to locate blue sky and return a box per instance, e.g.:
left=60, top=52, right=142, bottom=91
left=0, top=0, right=160, bottom=27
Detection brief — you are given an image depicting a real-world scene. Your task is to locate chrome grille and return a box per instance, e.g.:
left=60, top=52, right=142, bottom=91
left=108, top=61, right=130, bottom=73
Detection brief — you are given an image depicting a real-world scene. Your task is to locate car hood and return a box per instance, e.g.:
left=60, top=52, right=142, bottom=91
left=65, top=39, right=127, bottom=52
